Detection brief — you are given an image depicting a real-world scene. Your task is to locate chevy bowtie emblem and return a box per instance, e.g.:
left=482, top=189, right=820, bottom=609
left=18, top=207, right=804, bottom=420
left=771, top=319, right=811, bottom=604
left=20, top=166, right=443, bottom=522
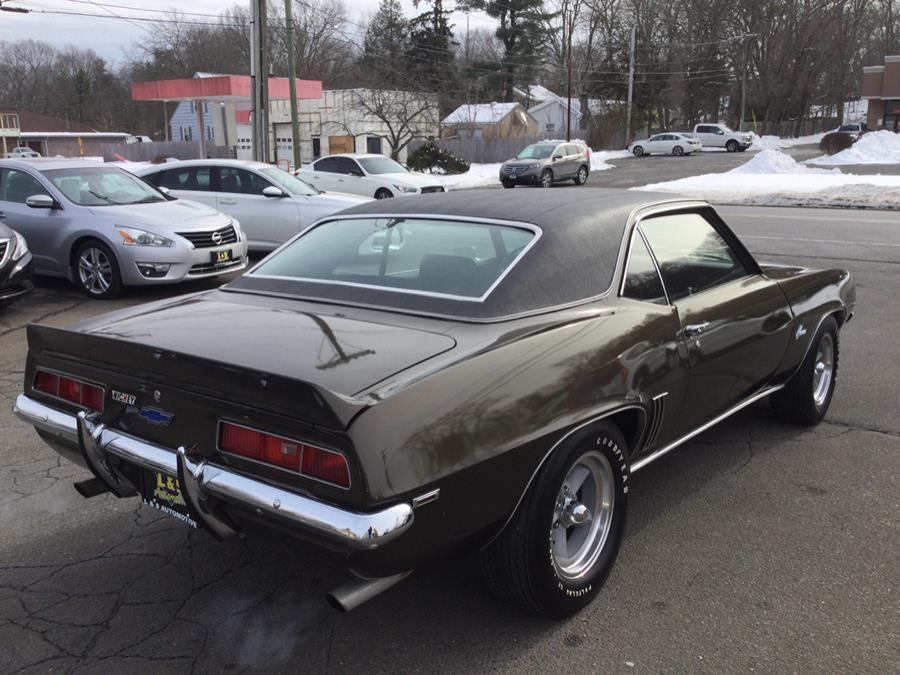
left=139, top=407, right=175, bottom=426
left=795, top=324, right=807, bottom=340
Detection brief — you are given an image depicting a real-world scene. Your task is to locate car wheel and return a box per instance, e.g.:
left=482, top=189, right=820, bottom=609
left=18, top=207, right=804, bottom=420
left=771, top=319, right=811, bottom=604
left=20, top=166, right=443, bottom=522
left=726, top=140, right=739, bottom=152
left=501, top=179, right=516, bottom=189
left=770, top=316, right=839, bottom=425
left=479, top=421, right=628, bottom=617
left=540, top=169, right=553, bottom=188
left=74, top=240, right=123, bottom=299
left=672, top=145, right=684, bottom=156
left=574, top=166, right=589, bottom=185
left=632, top=146, right=644, bottom=157
left=374, top=188, right=393, bottom=199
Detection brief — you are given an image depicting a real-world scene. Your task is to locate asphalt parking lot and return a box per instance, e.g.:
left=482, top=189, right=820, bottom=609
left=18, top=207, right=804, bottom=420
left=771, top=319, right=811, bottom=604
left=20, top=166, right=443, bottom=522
left=1, top=205, right=898, bottom=673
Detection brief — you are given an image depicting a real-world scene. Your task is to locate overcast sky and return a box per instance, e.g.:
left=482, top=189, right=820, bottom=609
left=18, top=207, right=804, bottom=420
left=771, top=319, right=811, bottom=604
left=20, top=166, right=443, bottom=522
left=0, top=1, right=493, bottom=65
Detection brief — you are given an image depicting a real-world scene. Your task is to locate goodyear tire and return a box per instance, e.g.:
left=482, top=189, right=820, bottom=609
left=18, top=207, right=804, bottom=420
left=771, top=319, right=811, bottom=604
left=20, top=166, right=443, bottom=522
left=479, top=422, right=628, bottom=617
left=771, top=316, right=839, bottom=425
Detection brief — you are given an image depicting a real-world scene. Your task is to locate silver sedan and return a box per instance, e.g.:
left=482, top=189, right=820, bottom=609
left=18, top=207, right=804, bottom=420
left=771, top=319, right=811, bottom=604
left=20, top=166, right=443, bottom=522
left=0, top=159, right=248, bottom=298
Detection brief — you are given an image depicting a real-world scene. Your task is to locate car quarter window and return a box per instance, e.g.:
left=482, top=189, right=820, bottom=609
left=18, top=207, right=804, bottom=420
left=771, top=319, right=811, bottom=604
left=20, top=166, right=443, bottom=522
left=313, top=157, right=338, bottom=172
left=622, top=231, right=667, bottom=304
left=638, top=212, right=750, bottom=302
left=154, top=167, right=212, bottom=192
left=219, top=167, right=271, bottom=195
left=0, top=169, right=50, bottom=203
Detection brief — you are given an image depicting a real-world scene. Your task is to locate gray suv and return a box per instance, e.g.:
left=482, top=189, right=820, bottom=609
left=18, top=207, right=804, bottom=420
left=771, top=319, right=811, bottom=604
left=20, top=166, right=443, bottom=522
left=500, top=141, right=591, bottom=188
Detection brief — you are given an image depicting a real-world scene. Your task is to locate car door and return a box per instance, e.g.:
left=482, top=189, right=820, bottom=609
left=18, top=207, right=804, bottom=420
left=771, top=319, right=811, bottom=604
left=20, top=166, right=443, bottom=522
left=331, top=157, right=368, bottom=196
left=216, top=167, right=301, bottom=250
left=303, top=157, right=342, bottom=192
left=564, top=144, right=582, bottom=177
left=0, top=167, right=71, bottom=275
left=638, top=210, right=793, bottom=436
left=149, top=166, right=217, bottom=209
left=646, top=135, right=665, bottom=155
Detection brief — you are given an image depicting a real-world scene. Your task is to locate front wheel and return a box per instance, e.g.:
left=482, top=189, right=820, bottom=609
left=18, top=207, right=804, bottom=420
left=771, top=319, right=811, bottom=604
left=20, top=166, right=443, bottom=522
left=479, top=422, right=628, bottom=617
left=74, top=240, right=123, bottom=299
left=771, top=316, right=839, bottom=425
left=672, top=145, right=684, bottom=156
left=574, top=165, right=589, bottom=185
left=540, top=169, right=553, bottom=188
left=726, top=139, right=739, bottom=153
left=374, top=188, right=393, bottom=199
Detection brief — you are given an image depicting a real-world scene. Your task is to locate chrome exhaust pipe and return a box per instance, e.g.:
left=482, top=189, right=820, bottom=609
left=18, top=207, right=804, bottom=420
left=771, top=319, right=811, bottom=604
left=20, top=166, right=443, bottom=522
left=326, top=571, right=412, bottom=612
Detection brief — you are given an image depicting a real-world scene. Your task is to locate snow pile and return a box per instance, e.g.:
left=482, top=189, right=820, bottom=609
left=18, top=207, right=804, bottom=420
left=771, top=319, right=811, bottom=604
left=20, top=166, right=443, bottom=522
left=635, top=149, right=900, bottom=209
left=746, top=130, right=829, bottom=151
left=808, top=130, right=900, bottom=166
left=730, top=149, right=839, bottom=175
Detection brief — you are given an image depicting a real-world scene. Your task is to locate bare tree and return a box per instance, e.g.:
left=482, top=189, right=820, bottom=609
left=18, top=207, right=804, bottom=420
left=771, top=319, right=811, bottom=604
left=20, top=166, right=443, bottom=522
left=353, top=89, right=440, bottom=158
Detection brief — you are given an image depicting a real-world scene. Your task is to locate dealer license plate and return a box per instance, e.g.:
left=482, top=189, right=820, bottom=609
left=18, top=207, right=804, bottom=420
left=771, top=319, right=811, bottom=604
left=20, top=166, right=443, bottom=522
left=141, top=469, right=199, bottom=528
left=211, top=249, right=233, bottom=264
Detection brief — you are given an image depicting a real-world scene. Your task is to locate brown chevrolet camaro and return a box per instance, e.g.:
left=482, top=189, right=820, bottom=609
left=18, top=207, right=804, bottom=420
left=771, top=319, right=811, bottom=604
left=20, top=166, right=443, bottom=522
left=15, top=188, right=855, bottom=617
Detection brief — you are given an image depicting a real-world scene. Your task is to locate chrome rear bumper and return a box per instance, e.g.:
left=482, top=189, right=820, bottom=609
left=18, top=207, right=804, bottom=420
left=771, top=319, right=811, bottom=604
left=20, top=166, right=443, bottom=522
left=13, top=394, right=413, bottom=550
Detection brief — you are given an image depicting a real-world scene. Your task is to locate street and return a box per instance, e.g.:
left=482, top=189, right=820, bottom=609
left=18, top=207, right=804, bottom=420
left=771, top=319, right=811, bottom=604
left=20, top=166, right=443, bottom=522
left=1, top=205, right=898, bottom=672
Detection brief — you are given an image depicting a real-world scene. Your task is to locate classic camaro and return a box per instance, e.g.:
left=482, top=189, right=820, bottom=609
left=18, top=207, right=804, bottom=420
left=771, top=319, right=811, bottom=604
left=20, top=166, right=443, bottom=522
left=15, top=189, right=855, bottom=617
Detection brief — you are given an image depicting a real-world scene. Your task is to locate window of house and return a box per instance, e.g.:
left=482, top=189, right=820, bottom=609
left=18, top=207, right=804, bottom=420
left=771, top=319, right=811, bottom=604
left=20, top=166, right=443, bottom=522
left=545, top=122, right=555, bottom=132
left=366, top=136, right=382, bottom=154
left=312, top=137, right=321, bottom=158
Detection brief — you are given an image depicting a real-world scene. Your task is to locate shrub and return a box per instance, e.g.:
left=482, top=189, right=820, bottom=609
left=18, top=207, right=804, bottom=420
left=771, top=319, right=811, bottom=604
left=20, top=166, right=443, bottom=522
left=819, top=132, right=855, bottom=155
left=406, top=142, right=470, bottom=174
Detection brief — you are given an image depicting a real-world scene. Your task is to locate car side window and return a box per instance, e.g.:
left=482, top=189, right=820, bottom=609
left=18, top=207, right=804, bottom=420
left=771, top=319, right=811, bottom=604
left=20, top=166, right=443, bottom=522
left=333, top=158, right=361, bottom=175
left=622, top=232, right=667, bottom=304
left=639, top=212, right=750, bottom=302
left=219, top=167, right=269, bottom=195
left=314, top=157, right=338, bottom=173
left=566, top=144, right=580, bottom=156
left=0, top=169, right=51, bottom=203
left=156, top=167, right=212, bottom=192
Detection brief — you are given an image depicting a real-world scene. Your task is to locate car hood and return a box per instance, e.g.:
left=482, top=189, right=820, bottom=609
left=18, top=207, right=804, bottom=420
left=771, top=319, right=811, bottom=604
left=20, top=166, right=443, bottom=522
left=502, top=159, right=543, bottom=168
left=309, top=191, right=372, bottom=209
left=375, top=171, right=442, bottom=188
left=87, top=198, right=231, bottom=232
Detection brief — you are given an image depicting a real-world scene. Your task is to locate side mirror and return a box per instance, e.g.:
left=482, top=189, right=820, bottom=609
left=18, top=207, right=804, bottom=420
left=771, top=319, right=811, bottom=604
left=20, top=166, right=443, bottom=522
left=552, top=155, right=563, bottom=161
left=158, top=186, right=171, bottom=195
left=262, top=186, right=286, bottom=198
left=348, top=170, right=363, bottom=177
left=26, top=194, right=56, bottom=209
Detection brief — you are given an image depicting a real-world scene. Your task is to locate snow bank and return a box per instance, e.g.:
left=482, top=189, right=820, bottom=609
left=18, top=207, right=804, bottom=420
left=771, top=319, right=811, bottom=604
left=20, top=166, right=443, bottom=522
left=635, top=149, right=900, bottom=209
left=746, top=130, right=829, bottom=151
left=808, top=130, right=900, bottom=166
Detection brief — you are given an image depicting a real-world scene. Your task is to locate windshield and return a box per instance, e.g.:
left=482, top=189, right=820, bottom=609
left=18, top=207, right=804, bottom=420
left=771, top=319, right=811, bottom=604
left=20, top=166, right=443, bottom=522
left=260, top=167, right=319, bottom=196
left=43, top=167, right=165, bottom=206
left=252, top=217, right=536, bottom=300
left=839, top=124, right=859, bottom=132
left=517, top=144, right=555, bottom=159
left=358, top=157, right=407, bottom=175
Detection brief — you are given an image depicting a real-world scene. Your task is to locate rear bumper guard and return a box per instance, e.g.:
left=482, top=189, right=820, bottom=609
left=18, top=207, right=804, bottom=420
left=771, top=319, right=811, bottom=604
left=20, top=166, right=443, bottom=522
left=13, top=394, right=413, bottom=550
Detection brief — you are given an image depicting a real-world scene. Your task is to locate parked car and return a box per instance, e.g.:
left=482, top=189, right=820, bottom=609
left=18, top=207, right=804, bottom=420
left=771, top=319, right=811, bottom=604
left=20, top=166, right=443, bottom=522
left=14, top=188, right=855, bottom=617
left=0, top=222, right=33, bottom=307
left=629, top=133, right=702, bottom=157
left=836, top=123, right=867, bottom=141
left=499, top=141, right=591, bottom=188
left=0, top=159, right=248, bottom=298
left=5, top=147, right=41, bottom=159
left=135, top=159, right=370, bottom=251
left=689, top=123, right=752, bottom=152
left=296, top=154, right=446, bottom=199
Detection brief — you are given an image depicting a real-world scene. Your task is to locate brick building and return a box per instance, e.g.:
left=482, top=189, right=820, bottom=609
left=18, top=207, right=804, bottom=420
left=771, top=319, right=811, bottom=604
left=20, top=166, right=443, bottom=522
left=862, top=55, right=900, bottom=131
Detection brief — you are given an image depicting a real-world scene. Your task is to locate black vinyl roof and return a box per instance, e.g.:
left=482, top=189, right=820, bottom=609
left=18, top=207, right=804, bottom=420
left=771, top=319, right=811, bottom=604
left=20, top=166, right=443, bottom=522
left=228, top=188, right=693, bottom=321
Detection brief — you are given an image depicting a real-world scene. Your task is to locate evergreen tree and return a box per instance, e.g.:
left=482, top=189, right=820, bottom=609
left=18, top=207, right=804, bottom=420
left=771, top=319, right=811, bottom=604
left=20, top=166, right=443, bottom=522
left=406, top=0, right=457, bottom=99
left=359, top=0, right=409, bottom=87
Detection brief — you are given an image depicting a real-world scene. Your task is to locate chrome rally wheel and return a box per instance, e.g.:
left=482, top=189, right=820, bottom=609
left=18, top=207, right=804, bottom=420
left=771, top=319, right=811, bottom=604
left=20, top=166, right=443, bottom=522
left=812, top=332, right=835, bottom=406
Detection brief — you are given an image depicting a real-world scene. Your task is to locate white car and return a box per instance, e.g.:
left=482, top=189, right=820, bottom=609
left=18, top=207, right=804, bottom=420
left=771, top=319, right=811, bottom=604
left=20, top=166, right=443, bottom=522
left=6, top=147, right=41, bottom=159
left=297, top=154, right=446, bottom=199
left=629, top=133, right=702, bottom=157
left=135, top=159, right=370, bottom=251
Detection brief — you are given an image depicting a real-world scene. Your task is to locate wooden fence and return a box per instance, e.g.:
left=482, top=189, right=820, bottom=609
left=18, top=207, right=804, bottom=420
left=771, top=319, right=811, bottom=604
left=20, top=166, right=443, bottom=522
left=411, top=130, right=588, bottom=164
left=100, top=140, right=231, bottom=163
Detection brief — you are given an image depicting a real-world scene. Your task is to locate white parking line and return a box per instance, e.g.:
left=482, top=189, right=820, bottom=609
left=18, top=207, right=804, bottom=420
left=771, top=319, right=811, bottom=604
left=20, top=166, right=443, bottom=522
left=740, top=234, right=900, bottom=248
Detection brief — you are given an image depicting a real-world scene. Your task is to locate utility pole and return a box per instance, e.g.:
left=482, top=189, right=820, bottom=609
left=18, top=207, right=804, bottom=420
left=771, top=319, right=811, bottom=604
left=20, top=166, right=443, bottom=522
left=739, top=35, right=750, bottom=132
left=625, top=25, right=636, bottom=147
left=565, top=4, right=574, bottom=141
left=250, top=0, right=270, bottom=163
left=283, top=0, right=301, bottom=170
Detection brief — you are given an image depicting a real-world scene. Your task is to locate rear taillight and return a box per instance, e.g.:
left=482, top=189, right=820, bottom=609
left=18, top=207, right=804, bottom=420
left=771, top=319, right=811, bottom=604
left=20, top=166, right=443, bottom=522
left=218, top=421, right=350, bottom=488
left=33, top=369, right=104, bottom=412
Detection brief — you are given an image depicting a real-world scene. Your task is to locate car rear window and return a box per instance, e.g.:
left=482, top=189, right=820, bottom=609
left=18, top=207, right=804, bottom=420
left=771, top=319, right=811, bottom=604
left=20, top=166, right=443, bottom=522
left=252, top=217, right=538, bottom=300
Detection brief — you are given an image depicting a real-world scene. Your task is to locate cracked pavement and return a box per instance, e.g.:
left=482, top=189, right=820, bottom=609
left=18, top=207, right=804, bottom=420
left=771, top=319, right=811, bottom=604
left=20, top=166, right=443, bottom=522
left=1, top=207, right=898, bottom=673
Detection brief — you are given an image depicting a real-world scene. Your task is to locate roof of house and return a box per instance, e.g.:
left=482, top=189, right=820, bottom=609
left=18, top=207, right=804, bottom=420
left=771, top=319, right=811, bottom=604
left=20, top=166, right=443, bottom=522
left=5, top=110, right=98, bottom=134
left=441, top=102, right=522, bottom=126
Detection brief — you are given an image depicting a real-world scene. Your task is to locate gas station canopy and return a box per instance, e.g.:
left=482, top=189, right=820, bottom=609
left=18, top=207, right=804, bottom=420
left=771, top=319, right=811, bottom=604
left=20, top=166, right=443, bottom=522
left=131, top=75, right=322, bottom=102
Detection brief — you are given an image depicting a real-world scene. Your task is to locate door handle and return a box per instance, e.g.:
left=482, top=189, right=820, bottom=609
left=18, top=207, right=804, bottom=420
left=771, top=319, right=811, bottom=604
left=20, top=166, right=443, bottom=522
left=683, top=322, right=710, bottom=338
left=0, top=212, right=6, bottom=219
left=219, top=198, right=237, bottom=205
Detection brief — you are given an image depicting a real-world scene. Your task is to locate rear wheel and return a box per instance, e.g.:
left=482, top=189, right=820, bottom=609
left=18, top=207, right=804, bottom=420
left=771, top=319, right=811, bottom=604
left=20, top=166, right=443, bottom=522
left=771, top=316, right=839, bottom=425
left=374, top=188, right=393, bottom=199
left=74, top=240, right=122, bottom=299
left=632, top=146, right=644, bottom=157
left=540, top=169, right=553, bottom=188
left=672, top=145, right=684, bottom=156
left=574, top=165, right=589, bottom=185
left=726, top=139, right=739, bottom=152
left=479, top=422, right=628, bottom=617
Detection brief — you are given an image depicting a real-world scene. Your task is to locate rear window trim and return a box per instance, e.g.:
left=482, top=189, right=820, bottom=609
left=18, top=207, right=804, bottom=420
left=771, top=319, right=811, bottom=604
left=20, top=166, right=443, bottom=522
left=248, top=213, right=543, bottom=304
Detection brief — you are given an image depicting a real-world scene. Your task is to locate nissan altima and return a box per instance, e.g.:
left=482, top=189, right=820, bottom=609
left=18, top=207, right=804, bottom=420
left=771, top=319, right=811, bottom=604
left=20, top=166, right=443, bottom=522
left=0, top=159, right=248, bottom=298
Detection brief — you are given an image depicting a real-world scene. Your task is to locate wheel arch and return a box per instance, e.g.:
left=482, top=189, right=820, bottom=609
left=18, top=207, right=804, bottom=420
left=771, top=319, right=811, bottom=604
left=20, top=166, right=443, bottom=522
left=67, top=233, right=117, bottom=282
left=481, top=403, right=648, bottom=549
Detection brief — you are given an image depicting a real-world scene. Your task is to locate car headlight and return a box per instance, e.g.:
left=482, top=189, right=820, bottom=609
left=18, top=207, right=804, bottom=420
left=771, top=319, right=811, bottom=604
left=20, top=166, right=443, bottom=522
left=116, top=226, right=173, bottom=247
left=11, top=230, right=29, bottom=261
left=393, top=184, right=418, bottom=194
